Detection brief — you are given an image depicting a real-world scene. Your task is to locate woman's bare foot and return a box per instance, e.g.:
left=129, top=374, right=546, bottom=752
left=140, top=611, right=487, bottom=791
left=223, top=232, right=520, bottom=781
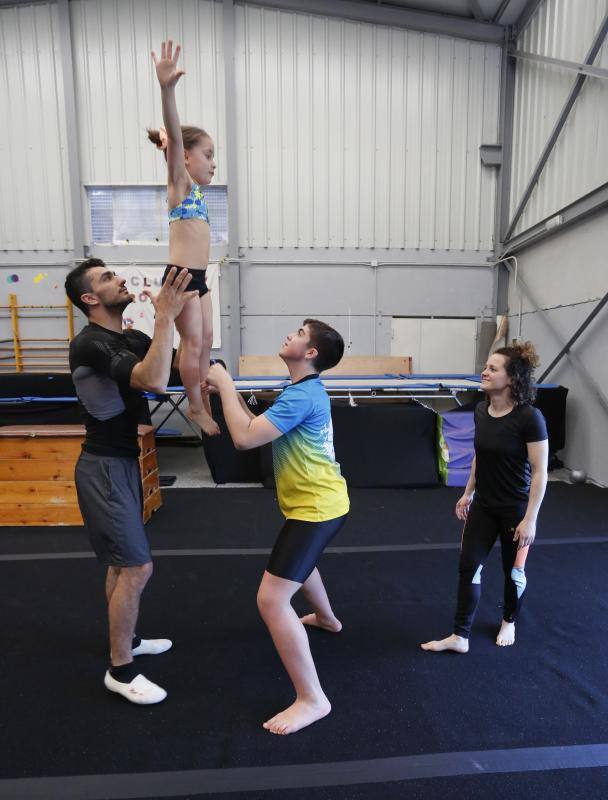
left=263, top=696, right=331, bottom=735
left=421, top=634, right=469, bottom=653
left=496, top=620, right=515, bottom=646
left=300, top=613, right=342, bottom=633
left=186, top=407, right=221, bottom=436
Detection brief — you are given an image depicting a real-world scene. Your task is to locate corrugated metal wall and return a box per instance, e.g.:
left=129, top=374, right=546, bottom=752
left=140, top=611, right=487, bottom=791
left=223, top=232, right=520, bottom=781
left=234, top=5, right=501, bottom=250
left=0, top=2, right=72, bottom=251
left=70, top=0, right=226, bottom=185
left=1, top=0, right=501, bottom=254
left=510, top=0, right=608, bottom=235
left=506, top=211, right=608, bottom=483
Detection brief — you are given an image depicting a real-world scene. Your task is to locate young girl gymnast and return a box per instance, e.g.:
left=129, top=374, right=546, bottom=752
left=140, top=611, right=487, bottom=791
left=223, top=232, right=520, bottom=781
left=149, top=39, right=219, bottom=435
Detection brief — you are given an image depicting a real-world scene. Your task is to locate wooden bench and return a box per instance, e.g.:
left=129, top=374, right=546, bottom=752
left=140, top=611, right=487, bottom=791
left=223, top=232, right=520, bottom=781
left=0, top=424, right=161, bottom=526
left=239, top=355, right=412, bottom=377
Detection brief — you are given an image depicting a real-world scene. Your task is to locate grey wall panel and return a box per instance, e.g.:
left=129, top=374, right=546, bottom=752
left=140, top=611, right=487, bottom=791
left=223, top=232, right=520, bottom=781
left=377, top=266, right=494, bottom=316
left=209, top=314, right=232, bottom=365
left=240, top=264, right=495, bottom=318
left=240, top=265, right=375, bottom=315
left=521, top=303, right=608, bottom=393
left=506, top=211, right=608, bottom=486
left=241, top=314, right=376, bottom=355
left=376, top=315, right=394, bottom=356
left=506, top=211, right=608, bottom=315
left=508, top=302, right=608, bottom=486
left=2, top=261, right=496, bottom=371
left=218, top=264, right=232, bottom=316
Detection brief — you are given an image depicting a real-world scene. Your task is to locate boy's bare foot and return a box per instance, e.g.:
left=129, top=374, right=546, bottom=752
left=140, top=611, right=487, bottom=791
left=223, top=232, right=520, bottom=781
left=186, top=408, right=221, bottom=436
left=420, top=634, right=469, bottom=653
left=263, top=696, right=331, bottom=735
left=300, top=613, right=342, bottom=633
left=496, top=620, right=516, bottom=646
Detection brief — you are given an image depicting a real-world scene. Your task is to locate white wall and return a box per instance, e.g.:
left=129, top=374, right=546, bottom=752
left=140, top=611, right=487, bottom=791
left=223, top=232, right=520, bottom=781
left=0, top=2, right=72, bottom=250
left=391, top=317, right=477, bottom=372
left=235, top=4, right=501, bottom=250
left=506, top=211, right=608, bottom=485
left=70, top=0, right=226, bottom=186
left=510, top=0, right=608, bottom=235
left=0, top=0, right=501, bottom=253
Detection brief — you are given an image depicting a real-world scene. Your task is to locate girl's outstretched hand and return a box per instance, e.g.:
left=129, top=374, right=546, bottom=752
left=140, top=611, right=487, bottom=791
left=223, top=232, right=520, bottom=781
left=152, top=39, right=185, bottom=88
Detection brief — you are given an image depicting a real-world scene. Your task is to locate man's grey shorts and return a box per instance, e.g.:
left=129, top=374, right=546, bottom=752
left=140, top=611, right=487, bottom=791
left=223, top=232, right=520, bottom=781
left=75, top=451, right=152, bottom=567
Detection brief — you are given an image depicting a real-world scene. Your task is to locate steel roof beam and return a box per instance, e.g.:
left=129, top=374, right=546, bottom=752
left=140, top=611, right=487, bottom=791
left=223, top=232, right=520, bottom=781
left=512, top=0, right=544, bottom=39
left=500, top=182, right=608, bottom=256
left=237, top=0, right=505, bottom=43
left=468, top=0, right=487, bottom=22
left=492, top=0, right=513, bottom=25
left=511, top=48, right=608, bottom=81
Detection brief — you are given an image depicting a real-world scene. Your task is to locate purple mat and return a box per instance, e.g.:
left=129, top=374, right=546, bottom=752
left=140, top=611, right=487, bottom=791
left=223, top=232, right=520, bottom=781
left=438, top=410, right=475, bottom=487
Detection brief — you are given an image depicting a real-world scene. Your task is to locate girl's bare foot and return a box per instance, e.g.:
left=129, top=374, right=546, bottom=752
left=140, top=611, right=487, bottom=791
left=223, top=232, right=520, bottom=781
left=202, top=393, right=213, bottom=417
left=263, top=696, right=331, bottom=735
left=496, top=620, right=516, bottom=646
left=420, top=634, right=469, bottom=653
left=300, top=613, right=342, bottom=633
left=186, top=407, right=220, bottom=436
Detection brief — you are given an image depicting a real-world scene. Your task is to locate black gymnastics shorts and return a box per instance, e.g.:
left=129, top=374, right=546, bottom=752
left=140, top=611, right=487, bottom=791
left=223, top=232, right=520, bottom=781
left=266, top=514, right=348, bottom=584
left=74, top=452, right=152, bottom=567
left=162, top=265, right=208, bottom=297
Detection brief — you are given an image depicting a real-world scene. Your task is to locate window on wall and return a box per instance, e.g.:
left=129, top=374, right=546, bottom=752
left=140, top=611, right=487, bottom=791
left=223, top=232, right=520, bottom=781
left=88, top=186, right=228, bottom=245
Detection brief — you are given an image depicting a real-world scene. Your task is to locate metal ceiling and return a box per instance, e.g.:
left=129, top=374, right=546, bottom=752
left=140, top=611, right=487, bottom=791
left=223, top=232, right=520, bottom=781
left=347, top=0, right=531, bottom=26
left=0, top=0, right=542, bottom=32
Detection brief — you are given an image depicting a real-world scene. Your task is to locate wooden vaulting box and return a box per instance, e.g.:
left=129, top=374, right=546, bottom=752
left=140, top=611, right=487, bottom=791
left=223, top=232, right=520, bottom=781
left=0, top=424, right=161, bottom=526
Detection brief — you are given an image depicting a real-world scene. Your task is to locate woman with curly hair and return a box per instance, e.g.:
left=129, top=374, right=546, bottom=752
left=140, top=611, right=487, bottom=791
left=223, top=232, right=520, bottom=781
left=422, top=341, right=549, bottom=652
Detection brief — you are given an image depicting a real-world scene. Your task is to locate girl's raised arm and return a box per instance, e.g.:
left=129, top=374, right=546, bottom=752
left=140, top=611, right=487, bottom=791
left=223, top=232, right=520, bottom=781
left=152, top=39, right=188, bottom=188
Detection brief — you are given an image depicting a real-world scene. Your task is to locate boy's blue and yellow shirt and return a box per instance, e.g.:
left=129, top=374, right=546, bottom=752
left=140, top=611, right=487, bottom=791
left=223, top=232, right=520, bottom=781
left=264, top=374, right=349, bottom=522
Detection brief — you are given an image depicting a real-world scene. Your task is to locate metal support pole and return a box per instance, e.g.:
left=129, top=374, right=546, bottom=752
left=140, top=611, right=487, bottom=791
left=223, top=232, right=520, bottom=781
left=223, top=0, right=242, bottom=375
left=538, top=291, right=608, bottom=383
left=228, top=261, right=242, bottom=376
left=494, top=28, right=517, bottom=314
left=502, top=262, right=608, bottom=417
left=57, top=0, right=86, bottom=258
left=9, top=294, right=22, bottom=373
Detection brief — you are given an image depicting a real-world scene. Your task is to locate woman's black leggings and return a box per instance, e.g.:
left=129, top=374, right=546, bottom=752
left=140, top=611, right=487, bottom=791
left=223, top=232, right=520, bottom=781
left=454, top=501, right=529, bottom=639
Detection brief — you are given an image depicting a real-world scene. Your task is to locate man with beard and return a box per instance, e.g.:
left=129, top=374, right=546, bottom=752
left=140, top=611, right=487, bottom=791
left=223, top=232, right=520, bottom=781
left=65, top=258, right=196, bottom=704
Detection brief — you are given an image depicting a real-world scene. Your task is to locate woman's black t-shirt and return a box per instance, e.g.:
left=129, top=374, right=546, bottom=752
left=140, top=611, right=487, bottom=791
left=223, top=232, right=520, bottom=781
left=474, top=402, right=548, bottom=509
